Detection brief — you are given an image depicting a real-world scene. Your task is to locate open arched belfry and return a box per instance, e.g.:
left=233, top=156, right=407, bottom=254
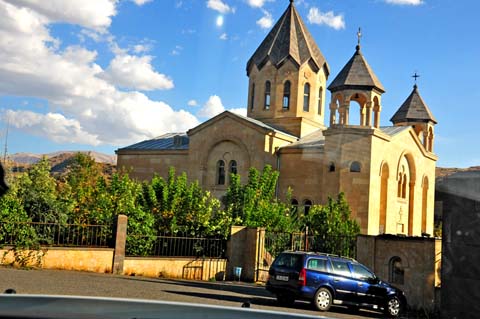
left=116, top=1, right=437, bottom=236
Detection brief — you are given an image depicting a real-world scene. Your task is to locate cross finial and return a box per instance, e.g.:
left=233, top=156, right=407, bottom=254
left=357, top=27, right=362, bottom=46
left=412, top=72, right=420, bottom=88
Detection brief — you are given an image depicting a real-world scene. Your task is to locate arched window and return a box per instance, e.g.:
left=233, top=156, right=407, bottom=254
left=264, top=81, right=271, bottom=110
left=283, top=81, right=291, bottom=110
left=229, top=160, right=237, bottom=175
left=318, top=87, right=323, bottom=115
left=250, top=83, right=255, bottom=110
left=217, top=160, right=225, bottom=185
left=389, top=256, right=404, bottom=285
left=328, top=162, right=336, bottom=172
left=350, top=161, right=361, bottom=173
left=303, top=83, right=310, bottom=112
left=291, top=199, right=299, bottom=215
left=303, top=199, right=312, bottom=215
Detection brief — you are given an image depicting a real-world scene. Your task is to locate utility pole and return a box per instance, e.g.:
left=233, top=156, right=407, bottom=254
left=2, top=116, right=9, bottom=164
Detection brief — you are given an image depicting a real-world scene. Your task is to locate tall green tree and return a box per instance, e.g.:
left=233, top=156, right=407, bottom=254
left=224, top=165, right=297, bottom=232
left=16, top=158, right=66, bottom=223
left=304, top=193, right=360, bottom=257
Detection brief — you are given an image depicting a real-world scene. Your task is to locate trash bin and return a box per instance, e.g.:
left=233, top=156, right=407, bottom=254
left=234, top=267, right=242, bottom=281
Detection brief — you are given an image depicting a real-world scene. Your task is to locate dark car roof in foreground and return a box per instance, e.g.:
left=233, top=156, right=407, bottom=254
left=0, top=294, right=333, bottom=319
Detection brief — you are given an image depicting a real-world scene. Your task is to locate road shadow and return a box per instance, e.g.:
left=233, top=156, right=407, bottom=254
left=118, top=276, right=272, bottom=298
left=163, top=290, right=384, bottom=318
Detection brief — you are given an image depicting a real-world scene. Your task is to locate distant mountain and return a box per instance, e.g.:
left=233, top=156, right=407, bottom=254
left=8, top=151, right=116, bottom=176
left=10, top=151, right=116, bottom=165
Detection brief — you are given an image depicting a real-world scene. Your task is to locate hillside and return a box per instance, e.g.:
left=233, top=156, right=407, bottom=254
left=8, top=151, right=116, bottom=176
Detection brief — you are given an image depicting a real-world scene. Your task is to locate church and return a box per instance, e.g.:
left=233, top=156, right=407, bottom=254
left=116, top=0, right=437, bottom=237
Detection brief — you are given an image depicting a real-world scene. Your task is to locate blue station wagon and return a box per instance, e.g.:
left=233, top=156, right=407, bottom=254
left=266, top=251, right=406, bottom=318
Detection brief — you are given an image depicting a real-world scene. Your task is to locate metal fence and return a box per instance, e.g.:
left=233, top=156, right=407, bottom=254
left=126, top=230, right=227, bottom=258
left=0, top=221, right=112, bottom=248
left=264, top=230, right=357, bottom=259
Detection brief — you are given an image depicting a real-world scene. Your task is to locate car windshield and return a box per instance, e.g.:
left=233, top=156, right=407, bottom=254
left=0, top=1, right=475, bottom=318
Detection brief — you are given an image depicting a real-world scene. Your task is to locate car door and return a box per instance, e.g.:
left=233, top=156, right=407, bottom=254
left=349, top=263, right=387, bottom=307
left=329, top=258, right=357, bottom=303
left=305, top=257, right=330, bottom=288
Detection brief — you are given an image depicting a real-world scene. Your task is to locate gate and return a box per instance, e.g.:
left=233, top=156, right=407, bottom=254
left=255, top=228, right=357, bottom=282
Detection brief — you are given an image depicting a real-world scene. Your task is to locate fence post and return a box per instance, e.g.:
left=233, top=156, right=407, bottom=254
left=112, top=214, right=128, bottom=275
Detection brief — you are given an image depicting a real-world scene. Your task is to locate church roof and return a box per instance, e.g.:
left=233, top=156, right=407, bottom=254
left=327, top=46, right=385, bottom=93
left=117, top=132, right=189, bottom=151
left=229, top=111, right=298, bottom=138
left=380, top=126, right=410, bottom=136
left=390, top=84, right=437, bottom=124
left=281, top=129, right=325, bottom=149
left=246, top=0, right=329, bottom=75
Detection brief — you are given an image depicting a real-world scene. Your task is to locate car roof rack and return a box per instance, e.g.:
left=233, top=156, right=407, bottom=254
left=282, top=250, right=358, bottom=262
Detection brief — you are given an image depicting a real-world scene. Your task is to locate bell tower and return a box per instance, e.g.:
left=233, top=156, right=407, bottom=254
left=327, top=30, right=385, bottom=129
left=390, top=78, right=437, bottom=152
left=245, top=0, right=330, bottom=138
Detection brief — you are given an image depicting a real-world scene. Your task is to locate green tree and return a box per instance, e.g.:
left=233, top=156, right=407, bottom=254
left=16, top=158, right=66, bottom=224
left=224, top=165, right=297, bottom=232
left=304, top=193, right=360, bottom=257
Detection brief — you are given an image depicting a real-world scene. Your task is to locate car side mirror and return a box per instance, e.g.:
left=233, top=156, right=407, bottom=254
left=368, top=277, right=379, bottom=284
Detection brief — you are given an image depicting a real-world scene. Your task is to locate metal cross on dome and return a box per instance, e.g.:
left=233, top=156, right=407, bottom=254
left=412, top=72, right=420, bottom=84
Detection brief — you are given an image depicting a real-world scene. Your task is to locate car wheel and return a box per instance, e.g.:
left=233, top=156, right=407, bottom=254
left=277, top=293, right=295, bottom=307
left=385, top=296, right=402, bottom=318
left=313, top=288, right=332, bottom=312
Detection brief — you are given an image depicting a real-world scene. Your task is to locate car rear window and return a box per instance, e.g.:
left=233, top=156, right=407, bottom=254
left=307, top=258, right=328, bottom=272
left=273, top=253, right=303, bottom=270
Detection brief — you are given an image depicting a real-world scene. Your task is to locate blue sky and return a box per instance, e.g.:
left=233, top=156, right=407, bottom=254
left=0, top=0, right=478, bottom=168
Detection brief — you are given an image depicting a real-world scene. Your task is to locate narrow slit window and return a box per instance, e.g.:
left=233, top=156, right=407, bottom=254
left=264, top=81, right=271, bottom=110
left=303, top=83, right=310, bottom=112
left=283, top=81, right=291, bottom=110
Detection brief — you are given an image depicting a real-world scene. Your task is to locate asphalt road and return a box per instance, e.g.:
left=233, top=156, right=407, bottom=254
left=0, top=267, right=384, bottom=319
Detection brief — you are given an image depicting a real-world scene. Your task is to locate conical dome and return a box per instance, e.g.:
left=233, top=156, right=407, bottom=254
left=328, top=46, right=385, bottom=93
left=246, top=1, right=329, bottom=75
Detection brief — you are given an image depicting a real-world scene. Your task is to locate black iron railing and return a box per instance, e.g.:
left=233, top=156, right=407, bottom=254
left=0, top=221, right=111, bottom=248
left=126, top=231, right=227, bottom=258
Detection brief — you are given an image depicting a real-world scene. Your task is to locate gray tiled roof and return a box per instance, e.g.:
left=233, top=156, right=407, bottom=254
left=380, top=126, right=410, bottom=136
left=328, top=46, right=385, bottom=93
left=281, top=129, right=325, bottom=149
left=228, top=111, right=297, bottom=138
left=390, top=85, right=437, bottom=124
left=246, top=1, right=329, bottom=75
left=117, top=132, right=189, bottom=151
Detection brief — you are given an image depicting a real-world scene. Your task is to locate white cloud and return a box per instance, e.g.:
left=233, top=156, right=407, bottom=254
left=256, top=10, right=273, bottom=29
left=207, top=0, right=233, bottom=14
left=170, top=45, right=183, bottom=56
left=0, top=0, right=199, bottom=146
left=188, top=100, right=198, bottom=106
left=6, top=110, right=99, bottom=145
left=247, top=0, right=269, bottom=8
left=132, top=0, right=152, bottom=6
left=4, top=0, right=117, bottom=31
left=133, top=44, right=151, bottom=53
left=101, top=54, right=174, bottom=91
left=229, top=108, right=247, bottom=117
left=219, top=32, right=228, bottom=40
left=307, top=7, right=345, bottom=30
left=198, top=95, right=225, bottom=118
left=384, top=0, right=423, bottom=5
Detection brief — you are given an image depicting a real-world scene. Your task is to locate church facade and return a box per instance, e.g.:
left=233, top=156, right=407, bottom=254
left=116, top=1, right=437, bottom=237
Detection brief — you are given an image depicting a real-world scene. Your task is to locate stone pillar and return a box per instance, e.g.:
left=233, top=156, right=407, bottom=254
left=112, top=214, right=128, bottom=275
left=343, top=102, right=350, bottom=125
left=225, top=226, right=263, bottom=282
left=360, top=105, right=366, bottom=126
left=365, top=101, right=373, bottom=127
left=329, top=102, right=337, bottom=126
left=373, top=105, right=381, bottom=128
